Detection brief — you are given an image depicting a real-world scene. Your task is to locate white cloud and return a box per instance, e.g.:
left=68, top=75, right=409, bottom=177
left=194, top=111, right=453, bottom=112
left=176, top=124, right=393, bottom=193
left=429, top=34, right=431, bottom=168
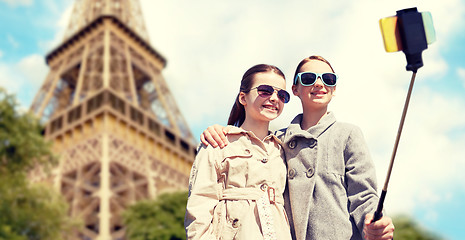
left=0, top=0, right=33, bottom=7
left=381, top=89, right=465, bottom=213
left=0, top=63, right=21, bottom=93
left=16, top=54, right=48, bottom=86
left=0, top=54, right=48, bottom=106
left=0, top=1, right=73, bottom=108
left=38, top=2, right=73, bottom=52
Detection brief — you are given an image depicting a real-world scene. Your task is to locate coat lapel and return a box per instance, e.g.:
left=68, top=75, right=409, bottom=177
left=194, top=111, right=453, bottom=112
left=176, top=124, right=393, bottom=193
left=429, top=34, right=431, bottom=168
left=281, top=112, right=337, bottom=239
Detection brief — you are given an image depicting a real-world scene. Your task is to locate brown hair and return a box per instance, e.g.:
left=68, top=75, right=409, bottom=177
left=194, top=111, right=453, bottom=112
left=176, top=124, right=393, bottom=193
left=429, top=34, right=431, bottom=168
left=292, top=55, right=335, bottom=85
left=227, top=64, right=285, bottom=127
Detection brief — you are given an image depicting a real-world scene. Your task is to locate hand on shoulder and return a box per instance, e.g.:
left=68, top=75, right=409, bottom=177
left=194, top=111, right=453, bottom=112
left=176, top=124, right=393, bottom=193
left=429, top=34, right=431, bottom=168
left=200, top=124, right=232, bottom=148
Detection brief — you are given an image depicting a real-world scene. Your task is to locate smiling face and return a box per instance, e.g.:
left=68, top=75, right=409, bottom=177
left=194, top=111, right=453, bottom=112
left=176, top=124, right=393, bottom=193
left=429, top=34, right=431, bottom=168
left=239, top=72, right=286, bottom=125
left=292, top=59, right=336, bottom=111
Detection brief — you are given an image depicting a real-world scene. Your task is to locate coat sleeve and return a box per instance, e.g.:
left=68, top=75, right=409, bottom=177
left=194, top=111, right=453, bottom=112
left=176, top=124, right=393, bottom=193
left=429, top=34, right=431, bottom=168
left=343, top=126, right=379, bottom=234
left=184, top=144, right=222, bottom=240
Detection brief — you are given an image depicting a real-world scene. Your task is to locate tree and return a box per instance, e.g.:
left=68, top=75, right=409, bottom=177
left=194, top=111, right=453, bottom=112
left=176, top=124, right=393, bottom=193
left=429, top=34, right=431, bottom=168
left=0, top=88, right=76, bottom=240
left=123, top=191, right=188, bottom=240
left=0, top=176, right=73, bottom=240
left=393, top=215, right=444, bottom=240
left=0, top=88, right=55, bottom=173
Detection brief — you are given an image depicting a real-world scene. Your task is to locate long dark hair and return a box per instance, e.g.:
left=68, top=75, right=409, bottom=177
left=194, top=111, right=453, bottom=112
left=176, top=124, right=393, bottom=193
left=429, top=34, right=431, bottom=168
left=227, top=64, right=285, bottom=127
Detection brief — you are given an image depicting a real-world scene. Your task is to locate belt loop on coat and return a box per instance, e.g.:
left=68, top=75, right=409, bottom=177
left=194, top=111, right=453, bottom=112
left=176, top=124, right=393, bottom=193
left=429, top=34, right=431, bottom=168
left=268, top=187, right=276, bottom=204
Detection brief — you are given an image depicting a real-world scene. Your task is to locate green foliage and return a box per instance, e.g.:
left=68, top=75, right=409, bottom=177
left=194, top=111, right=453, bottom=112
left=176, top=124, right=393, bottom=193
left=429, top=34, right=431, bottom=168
left=0, top=88, right=56, bottom=174
left=0, top=176, right=75, bottom=240
left=0, top=225, right=27, bottom=240
left=123, top=191, right=188, bottom=240
left=393, top=215, right=444, bottom=240
left=0, top=88, right=77, bottom=240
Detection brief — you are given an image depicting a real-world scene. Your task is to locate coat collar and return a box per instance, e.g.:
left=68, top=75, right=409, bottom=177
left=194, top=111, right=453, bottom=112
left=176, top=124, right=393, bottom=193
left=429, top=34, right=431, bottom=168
left=284, top=112, right=336, bottom=141
left=227, top=126, right=283, bottom=145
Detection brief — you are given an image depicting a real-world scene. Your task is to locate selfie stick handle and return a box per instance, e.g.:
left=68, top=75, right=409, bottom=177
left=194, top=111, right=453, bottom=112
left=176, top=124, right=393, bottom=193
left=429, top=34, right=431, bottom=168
left=372, top=71, right=417, bottom=222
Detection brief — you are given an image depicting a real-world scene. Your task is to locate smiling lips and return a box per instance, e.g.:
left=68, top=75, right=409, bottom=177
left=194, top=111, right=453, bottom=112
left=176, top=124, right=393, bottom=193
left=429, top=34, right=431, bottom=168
left=263, top=104, right=279, bottom=112
left=311, top=91, right=327, bottom=96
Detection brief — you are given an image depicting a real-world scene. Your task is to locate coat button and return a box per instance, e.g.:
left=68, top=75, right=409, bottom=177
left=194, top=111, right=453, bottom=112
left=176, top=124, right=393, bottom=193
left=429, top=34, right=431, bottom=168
left=288, top=140, right=297, bottom=149
left=260, top=183, right=268, bottom=191
left=288, top=168, right=296, bottom=179
left=306, top=167, right=314, bottom=178
left=261, top=158, right=268, bottom=163
left=232, top=218, right=239, bottom=228
left=309, top=138, right=317, bottom=148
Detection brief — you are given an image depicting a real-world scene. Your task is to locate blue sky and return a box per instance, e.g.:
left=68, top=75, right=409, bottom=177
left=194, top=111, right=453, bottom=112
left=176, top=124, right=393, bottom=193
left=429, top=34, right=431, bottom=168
left=1, top=0, right=465, bottom=239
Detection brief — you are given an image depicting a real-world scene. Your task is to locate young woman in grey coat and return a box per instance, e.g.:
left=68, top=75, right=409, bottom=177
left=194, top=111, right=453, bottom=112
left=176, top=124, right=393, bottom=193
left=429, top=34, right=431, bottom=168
left=200, top=56, right=395, bottom=240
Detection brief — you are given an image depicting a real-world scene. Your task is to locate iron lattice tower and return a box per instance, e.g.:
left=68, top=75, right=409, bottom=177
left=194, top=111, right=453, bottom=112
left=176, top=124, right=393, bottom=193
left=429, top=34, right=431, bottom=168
left=29, top=1, right=196, bottom=239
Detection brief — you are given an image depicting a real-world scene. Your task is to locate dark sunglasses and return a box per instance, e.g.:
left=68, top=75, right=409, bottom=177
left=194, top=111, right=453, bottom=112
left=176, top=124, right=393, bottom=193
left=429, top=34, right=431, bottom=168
left=294, top=72, right=338, bottom=87
left=249, top=84, right=290, bottom=103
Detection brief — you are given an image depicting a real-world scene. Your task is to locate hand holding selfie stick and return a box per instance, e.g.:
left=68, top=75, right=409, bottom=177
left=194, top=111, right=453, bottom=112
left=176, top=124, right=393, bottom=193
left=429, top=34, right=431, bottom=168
left=372, top=7, right=436, bottom=222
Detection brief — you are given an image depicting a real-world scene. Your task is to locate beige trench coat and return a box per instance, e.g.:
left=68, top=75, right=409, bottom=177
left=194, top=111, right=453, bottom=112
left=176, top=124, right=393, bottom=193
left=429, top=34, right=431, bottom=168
left=185, top=127, right=291, bottom=240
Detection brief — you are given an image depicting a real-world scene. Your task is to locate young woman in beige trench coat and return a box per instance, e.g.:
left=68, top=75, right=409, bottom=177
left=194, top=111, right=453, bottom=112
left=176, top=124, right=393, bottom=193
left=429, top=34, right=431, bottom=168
left=184, top=64, right=292, bottom=240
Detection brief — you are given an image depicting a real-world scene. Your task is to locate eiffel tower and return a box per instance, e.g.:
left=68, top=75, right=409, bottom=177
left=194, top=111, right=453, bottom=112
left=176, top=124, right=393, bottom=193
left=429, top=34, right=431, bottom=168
left=29, top=1, right=196, bottom=239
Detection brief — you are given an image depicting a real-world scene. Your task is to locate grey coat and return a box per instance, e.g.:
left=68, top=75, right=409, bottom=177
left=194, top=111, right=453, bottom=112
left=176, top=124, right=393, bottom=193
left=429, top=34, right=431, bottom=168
left=276, top=112, right=379, bottom=240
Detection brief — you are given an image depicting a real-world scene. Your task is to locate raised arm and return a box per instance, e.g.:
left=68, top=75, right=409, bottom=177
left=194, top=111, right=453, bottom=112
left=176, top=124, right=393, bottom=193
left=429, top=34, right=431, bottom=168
left=200, top=124, right=231, bottom=148
left=343, top=126, right=379, bottom=234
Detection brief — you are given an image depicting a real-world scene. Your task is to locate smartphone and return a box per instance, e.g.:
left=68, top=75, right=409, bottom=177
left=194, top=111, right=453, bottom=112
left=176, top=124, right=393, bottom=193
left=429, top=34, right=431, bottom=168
left=379, top=11, right=435, bottom=53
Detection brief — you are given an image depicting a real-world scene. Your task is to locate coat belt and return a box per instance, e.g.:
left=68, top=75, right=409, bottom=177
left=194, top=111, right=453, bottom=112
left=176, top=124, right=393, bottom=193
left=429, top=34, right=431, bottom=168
left=220, top=187, right=284, bottom=205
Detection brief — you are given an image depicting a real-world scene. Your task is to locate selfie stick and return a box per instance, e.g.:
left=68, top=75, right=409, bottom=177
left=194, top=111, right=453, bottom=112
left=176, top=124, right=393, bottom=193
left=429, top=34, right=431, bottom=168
left=372, top=7, right=436, bottom=222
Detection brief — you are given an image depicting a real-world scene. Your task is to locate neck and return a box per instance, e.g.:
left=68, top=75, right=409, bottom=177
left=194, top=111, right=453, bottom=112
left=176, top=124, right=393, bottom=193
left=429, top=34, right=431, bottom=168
left=240, top=118, right=270, bottom=140
left=301, top=106, right=328, bottom=130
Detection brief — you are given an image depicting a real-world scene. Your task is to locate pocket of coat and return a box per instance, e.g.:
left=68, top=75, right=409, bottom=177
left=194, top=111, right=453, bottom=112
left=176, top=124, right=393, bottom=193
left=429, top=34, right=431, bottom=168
left=220, top=220, right=238, bottom=240
left=219, top=200, right=249, bottom=240
left=212, top=202, right=225, bottom=238
left=220, top=150, right=253, bottom=175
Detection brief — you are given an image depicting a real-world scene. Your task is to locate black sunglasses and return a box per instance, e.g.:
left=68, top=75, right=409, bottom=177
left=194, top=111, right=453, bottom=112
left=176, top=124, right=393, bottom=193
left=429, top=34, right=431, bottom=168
left=294, top=72, right=338, bottom=87
left=249, top=84, right=290, bottom=103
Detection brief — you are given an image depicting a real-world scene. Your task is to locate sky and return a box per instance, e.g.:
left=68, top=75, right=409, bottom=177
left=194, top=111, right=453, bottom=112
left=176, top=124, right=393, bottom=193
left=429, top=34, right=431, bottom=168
left=1, top=0, right=464, bottom=239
